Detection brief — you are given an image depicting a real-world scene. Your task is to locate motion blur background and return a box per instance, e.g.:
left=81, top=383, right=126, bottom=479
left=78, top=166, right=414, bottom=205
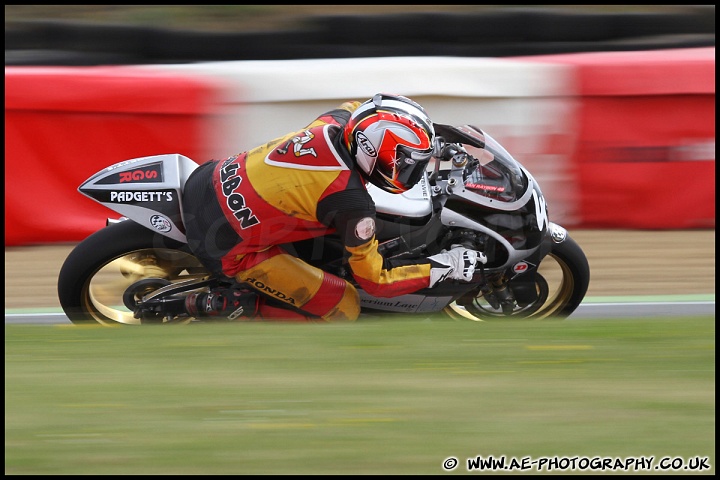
left=4, top=6, right=716, bottom=476
left=5, top=4, right=715, bottom=303
left=5, top=4, right=715, bottom=245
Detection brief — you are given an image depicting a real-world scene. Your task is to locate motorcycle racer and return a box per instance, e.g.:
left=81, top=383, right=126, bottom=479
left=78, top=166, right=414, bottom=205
left=181, top=93, right=486, bottom=322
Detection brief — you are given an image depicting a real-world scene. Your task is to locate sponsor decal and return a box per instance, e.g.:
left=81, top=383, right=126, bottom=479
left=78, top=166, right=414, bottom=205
left=512, top=262, right=529, bottom=274
left=354, top=217, right=375, bottom=241
left=110, top=191, right=173, bottom=202
left=359, top=297, right=418, bottom=312
left=97, top=161, right=164, bottom=184
left=510, top=260, right=537, bottom=280
left=220, top=158, right=260, bottom=229
left=466, top=183, right=505, bottom=193
left=356, top=132, right=377, bottom=157
left=244, top=277, right=296, bottom=304
left=119, top=169, right=158, bottom=183
left=418, top=175, right=429, bottom=198
left=357, top=292, right=454, bottom=313
left=149, top=214, right=172, bottom=233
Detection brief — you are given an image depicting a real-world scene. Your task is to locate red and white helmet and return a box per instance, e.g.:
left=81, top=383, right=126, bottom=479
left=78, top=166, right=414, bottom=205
left=344, top=93, right=436, bottom=193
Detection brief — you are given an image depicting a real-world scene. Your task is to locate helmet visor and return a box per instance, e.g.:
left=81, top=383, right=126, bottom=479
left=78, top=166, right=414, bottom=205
left=394, top=145, right=433, bottom=189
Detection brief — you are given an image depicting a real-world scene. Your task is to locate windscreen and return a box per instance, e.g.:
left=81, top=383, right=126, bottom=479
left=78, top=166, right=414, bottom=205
left=463, top=133, right=528, bottom=202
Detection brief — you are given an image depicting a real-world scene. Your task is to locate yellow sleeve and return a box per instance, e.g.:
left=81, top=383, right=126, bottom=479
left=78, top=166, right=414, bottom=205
left=337, top=100, right=362, bottom=113
left=346, top=236, right=432, bottom=298
left=303, top=100, right=362, bottom=130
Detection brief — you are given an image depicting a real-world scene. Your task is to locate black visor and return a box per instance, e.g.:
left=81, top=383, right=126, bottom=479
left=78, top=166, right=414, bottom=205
left=395, top=145, right=432, bottom=188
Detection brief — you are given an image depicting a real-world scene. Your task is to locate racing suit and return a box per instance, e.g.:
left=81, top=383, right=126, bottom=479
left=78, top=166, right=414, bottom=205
left=181, top=101, right=436, bottom=321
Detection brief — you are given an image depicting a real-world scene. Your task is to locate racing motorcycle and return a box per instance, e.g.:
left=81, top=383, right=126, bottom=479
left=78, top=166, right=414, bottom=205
left=57, top=124, right=590, bottom=325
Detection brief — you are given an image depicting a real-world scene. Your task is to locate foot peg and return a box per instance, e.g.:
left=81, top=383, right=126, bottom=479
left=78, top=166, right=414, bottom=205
left=185, top=289, right=258, bottom=320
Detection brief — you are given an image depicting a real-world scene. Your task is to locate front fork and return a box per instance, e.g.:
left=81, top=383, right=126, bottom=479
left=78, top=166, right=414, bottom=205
left=456, top=266, right=516, bottom=313
left=457, top=225, right=561, bottom=313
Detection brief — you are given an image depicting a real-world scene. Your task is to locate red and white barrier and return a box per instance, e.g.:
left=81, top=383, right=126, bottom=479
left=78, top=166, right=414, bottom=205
left=4, top=48, right=714, bottom=246
left=5, top=66, right=222, bottom=246
left=519, top=47, right=715, bottom=228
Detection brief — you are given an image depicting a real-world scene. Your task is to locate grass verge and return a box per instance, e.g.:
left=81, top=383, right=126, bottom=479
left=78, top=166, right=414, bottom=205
left=5, top=316, right=715, bottom=475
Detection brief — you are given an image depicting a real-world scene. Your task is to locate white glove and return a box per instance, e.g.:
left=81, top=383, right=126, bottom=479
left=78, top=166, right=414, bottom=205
left=428, top=245, right=487, bottom=287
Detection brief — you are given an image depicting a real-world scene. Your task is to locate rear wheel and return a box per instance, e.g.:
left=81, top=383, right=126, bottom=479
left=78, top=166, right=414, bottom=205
left=58, top=221, right=210, bottom=325
left=444, top=235, right=590, bottom=321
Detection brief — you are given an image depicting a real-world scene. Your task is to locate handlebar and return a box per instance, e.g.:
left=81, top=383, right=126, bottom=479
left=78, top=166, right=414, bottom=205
left=430, top=138, right=468, bottom=183
left=435, top=139, right=479, bottom=168
left=434, top=137, right=466, bottom=161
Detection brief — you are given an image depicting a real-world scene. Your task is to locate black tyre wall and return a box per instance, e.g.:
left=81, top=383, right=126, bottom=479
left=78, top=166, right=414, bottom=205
left=551, top=234, right=590, bottom=317
left=57, top=221, right=189, bottom=322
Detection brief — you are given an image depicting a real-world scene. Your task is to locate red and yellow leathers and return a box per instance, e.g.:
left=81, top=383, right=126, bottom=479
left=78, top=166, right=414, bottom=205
left=182, top=102, right=433, bottom=321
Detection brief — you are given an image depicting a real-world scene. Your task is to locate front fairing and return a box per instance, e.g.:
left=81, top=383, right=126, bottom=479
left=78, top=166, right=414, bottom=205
left=438, top=129, right=549, bottom=269
left=464, top=133, right=528, bottom=204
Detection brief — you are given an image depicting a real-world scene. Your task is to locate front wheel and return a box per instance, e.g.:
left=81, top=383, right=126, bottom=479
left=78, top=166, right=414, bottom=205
left=57, top=220, right=210, bottom=325
left=444, top=234, right=590, bottom=321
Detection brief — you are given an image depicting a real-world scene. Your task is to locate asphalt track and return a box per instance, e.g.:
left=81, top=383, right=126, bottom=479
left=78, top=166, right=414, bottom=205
left=5, top=296, right=715, bottom=325
left=5, top=230, right=715, bottom=325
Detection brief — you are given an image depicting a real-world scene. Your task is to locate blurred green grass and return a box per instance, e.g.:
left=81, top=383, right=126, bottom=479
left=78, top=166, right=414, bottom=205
left=5, top=316, right=715, bottom=475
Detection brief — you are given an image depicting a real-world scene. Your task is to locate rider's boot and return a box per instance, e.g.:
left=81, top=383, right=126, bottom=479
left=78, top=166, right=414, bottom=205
left=184, top=288, right=259, bottom=320
left=184, top=288, right=322, bottom=322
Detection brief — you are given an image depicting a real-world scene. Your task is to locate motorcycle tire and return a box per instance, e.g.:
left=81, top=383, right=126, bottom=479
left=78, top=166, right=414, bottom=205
left=444, top=234, right=590, bottom=321
left=57, top=220, right=208, bottom=325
